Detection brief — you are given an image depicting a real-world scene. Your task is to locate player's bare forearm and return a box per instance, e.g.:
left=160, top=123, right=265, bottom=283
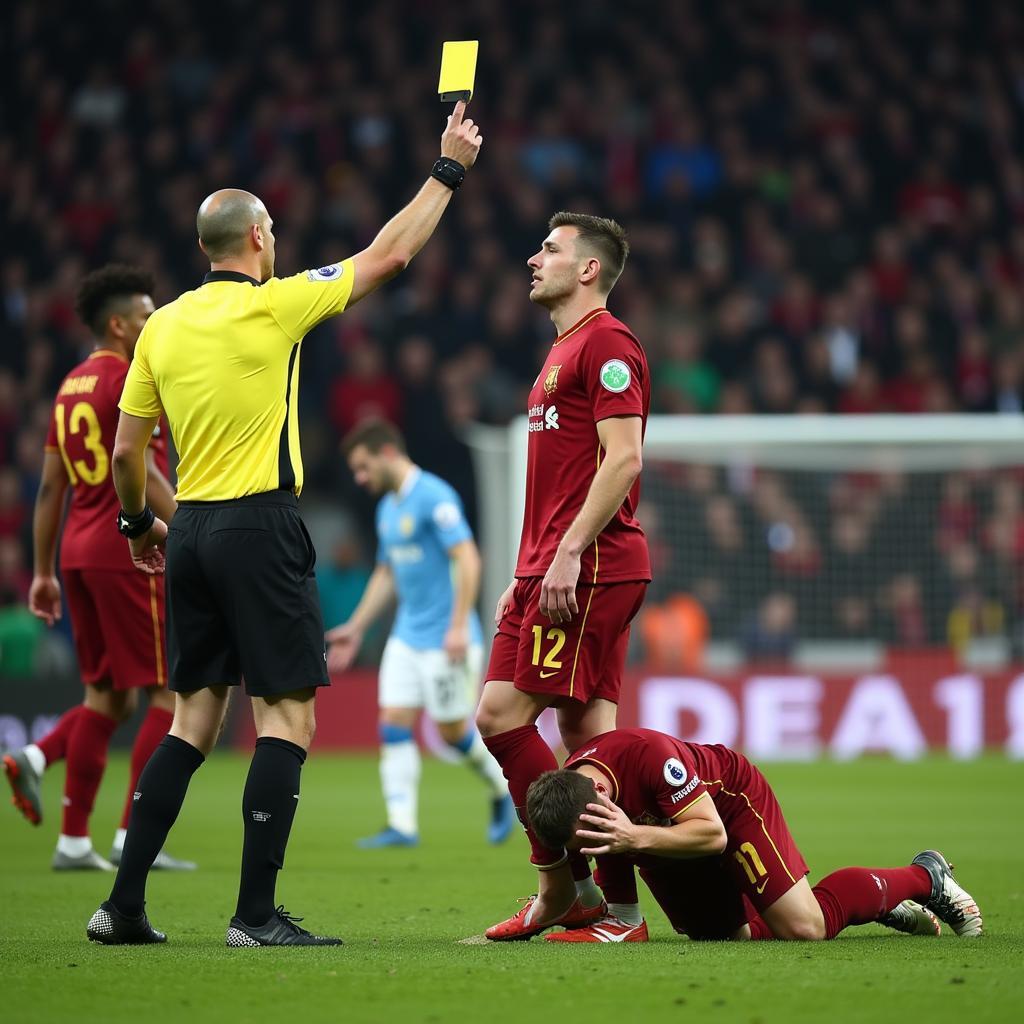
left=447, top=540, right=481, bottom=628
left=558, top=417, right=642, bottom=559
left=32, top=452, right=68, bottom=575
left=144, top=451, right=177, bottom=523
left=632, top=817, right=728, bottom=859
left=348, top=101, right=481, bottom=305
left=577, top=790, right=726, bottom=858
left=113, top=412, right=160, bottom=514
left=348, top=564, right=396, bottom=632
left=348, top=181, right=455, bottom=303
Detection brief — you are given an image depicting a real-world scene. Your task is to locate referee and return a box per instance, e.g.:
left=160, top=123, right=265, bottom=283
left=86, top=102, right=482, bottom=947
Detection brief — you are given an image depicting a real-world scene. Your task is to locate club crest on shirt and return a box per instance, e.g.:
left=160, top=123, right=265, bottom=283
left=306, top=263, right=345, bottom=282
left=663, top=757, right=687, bottom=786
left=399, top=514, right=415, bottom=537
left=543, top=364, right=562, bottom=396
left=600, top=359, right=631, bottom=393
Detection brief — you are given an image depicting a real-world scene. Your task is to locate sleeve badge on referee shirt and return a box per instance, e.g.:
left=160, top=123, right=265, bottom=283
left=306, top=263, right=345, bottom=282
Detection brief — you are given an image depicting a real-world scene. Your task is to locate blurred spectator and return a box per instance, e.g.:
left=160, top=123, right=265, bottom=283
left=4, top=0, right=1024, bottom=662
left=327, top=342, right=402, bottom=435
left=654, top=325, right=720, bottom=413
left=741, top=592, right=798, bottom=661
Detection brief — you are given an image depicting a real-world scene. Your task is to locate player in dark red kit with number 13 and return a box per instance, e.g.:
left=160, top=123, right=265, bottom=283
left=476, top=213, right=651, bottom=939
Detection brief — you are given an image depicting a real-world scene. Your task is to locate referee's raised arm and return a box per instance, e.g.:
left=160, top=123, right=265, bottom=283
left=347, top=99, right=481, bottom=304
left=89, top=103, right=485, bottom=950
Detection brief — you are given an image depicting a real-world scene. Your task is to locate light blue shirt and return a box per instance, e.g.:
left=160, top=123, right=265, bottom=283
left=376, top=467, right=483, bottom=650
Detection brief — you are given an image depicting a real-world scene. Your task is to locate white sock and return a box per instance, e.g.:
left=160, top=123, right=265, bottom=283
left=57, top=835, right=93, bottom=857
left=453, top=730, right=508, bottom=798
left=23, top=744, right=46, bottom=776
left=112, top=827, right=128, bottom=852
left=575, top=876, right=603, bottom=907
left=380, top=740, right=420, bottom=836
left=608, top=902, right=643, bottom=926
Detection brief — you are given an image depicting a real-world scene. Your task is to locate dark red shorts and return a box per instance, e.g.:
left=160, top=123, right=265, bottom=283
left=62, top=568, right=167, bottom=691
left=485, top=578, right=646, bottom=705
left=638, top=765, right=809, bottom=939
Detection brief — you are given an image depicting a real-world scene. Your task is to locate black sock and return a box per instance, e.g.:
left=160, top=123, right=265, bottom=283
left=234, top=736, right=306, bottom=926
left=109, top=735, right=204, bottom=917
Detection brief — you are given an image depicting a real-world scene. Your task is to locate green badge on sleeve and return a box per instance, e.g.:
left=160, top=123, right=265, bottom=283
left=600, top=359, right=631, bottom=393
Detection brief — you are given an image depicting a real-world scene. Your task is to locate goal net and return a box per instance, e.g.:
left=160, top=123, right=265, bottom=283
left=468, top=416, right=1024, bottom=758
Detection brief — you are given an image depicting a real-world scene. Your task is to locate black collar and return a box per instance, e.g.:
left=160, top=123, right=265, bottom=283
left=202, top=270, right=261, bottom=286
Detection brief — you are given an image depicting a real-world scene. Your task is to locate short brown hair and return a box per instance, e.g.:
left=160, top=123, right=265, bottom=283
left=341, top=417, right=406, bottom=457
left=75, top=264, right=155, bottom=336
left=548, top=212, right=629, bottom=292
left=526, top=769, right=596, bottom=850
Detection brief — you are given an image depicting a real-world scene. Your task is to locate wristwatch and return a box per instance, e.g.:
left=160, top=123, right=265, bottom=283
left=431, top=156, right=466, bottom=190
left=117, top=505, right=155, bottom=539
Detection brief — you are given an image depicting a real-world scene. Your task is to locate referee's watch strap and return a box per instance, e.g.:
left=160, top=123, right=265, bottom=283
left=117, top=505, right=155, bottom=539
left=430, top=157, right=466, bottom=191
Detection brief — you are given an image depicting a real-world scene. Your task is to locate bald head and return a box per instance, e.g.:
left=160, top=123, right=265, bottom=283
left=196, top=189, right=268, bottom=262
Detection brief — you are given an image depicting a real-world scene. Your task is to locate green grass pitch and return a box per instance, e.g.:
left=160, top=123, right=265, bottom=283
left=3, top=752, right=1022, bottom=1024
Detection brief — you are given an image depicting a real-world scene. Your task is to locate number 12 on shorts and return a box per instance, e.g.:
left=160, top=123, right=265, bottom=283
left=531, top=625, right=566, bottom=677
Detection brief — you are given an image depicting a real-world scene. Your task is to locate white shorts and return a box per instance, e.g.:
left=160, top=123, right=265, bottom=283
left=379, top=636, right=483, bottom=723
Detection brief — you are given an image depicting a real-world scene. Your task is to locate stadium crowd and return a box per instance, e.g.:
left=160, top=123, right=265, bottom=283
left=3, top=0, right=1024, bottom=666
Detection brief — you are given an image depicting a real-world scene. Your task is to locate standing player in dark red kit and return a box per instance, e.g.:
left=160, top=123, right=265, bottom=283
left=3, top=265, right=193, bottom=872
left=526, top=728, right=982, bottom=942
left=476, top=213, right=650, bottom=939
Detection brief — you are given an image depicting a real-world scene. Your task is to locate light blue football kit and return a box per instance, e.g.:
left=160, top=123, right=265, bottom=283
left=359, top=467, right=512, bottom=848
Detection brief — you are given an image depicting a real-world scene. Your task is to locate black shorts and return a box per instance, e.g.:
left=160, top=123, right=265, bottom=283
left=165, top=490, right=330, bottom=698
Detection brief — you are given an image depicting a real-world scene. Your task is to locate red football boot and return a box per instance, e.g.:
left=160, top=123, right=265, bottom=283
left=485, top=895, right=607, bottom=941
left=545, top=914, right=649, bottom=943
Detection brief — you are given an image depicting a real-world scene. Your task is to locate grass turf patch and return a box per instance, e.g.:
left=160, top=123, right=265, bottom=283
left=2, top=752, right=1021, bottom=1024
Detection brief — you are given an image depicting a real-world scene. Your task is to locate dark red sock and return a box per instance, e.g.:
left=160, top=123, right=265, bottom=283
left=121, top=706, right=174, bottom=829
left=746, top=914, right=774, bottom=940
left=812, top=866, right=932, bottom=939
left=595, top=855, right=639, bottom=904
left=35, top=706, right=84, bottom=766
left=482, top=725, right=561, bottom=866
left=62, top=708, right=118, bottom=837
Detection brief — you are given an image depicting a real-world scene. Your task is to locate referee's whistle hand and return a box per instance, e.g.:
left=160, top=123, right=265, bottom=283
left=128, top=517, right=168, bottom=575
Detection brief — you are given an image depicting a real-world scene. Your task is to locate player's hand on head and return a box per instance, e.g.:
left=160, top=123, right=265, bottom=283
left=576, top=792, right=637, bottom=856
left=128, top=518, right=168, bottom=576
left=494, top=580, right=516, bottom=626
left=441, top=100, right=483, bottom=169
left=539, top=548, right=581, bottom=623
left=325, top=622, right=362, bottom=672
left=28, top=575, right=62, bottom=627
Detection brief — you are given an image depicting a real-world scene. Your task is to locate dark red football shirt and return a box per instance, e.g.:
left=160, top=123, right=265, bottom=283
left=45, top=350, right=169, bottom=571
left=515, top=309, right=651, bottom=584
left=564, top=728, right=758, bottom=830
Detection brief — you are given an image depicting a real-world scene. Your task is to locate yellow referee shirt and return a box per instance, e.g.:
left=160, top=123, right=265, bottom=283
left=119, top=260, right=355, bottom=501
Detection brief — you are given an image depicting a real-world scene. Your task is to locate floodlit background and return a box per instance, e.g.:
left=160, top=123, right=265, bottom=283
left=2, top=0, right=1023, bottom=756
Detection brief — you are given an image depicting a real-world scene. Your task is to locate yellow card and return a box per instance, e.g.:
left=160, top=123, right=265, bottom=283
left=438, top=40, right=478, bottom=102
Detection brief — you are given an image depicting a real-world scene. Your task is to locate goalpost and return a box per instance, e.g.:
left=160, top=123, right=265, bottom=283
left=467, top=415, right=1024, bottom=757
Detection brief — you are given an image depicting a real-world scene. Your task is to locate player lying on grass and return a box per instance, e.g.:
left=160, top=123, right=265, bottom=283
left=522, top=728, right=982, bottom=942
